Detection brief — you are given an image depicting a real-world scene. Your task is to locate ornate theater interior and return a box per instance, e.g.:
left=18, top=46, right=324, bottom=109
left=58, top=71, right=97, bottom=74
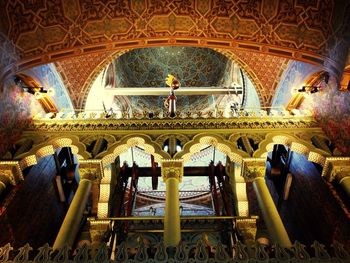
left=0, top=0, right=350, bottom=262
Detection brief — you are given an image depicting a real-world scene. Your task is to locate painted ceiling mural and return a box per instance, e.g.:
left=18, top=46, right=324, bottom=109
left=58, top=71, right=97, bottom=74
left=0, top=0, right=349, bottom=81
left=55, top=51, right=118, bottom=109
left=114, top=47, right=228, bottom=87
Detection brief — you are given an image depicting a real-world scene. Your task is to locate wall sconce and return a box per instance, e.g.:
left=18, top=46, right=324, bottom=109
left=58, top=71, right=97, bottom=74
left=14, top=73, right=58, bottom=113
left=297, top=85, right=321, bottom=94
left=14, top=74, right=55, bottom=96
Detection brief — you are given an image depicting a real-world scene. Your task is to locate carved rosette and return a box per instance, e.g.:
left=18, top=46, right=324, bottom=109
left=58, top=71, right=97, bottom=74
left=241, top=158, right=267, bottom=182
left=161, top=160, right=184, bottom=182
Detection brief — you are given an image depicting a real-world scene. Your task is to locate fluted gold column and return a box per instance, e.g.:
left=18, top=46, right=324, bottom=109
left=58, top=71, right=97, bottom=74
left=161, top=160, right=184, bottom=247
left=53, top=168, right=96, bottom=250
left=242, top=159, right=292, bottom=247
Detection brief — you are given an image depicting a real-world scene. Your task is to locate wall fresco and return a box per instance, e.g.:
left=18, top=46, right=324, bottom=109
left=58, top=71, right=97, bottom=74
left=0, top=64, right=72, bottom=157
left=271, top=61, right=320, bottom=107
left=24, top=64, right=73, bottom=112
left=301, top=76, right=350, bottom=154
left=0, top=82, right=43, bottom=157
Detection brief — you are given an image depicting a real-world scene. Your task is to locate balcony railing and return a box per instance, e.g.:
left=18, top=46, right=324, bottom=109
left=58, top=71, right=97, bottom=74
left=32, top=107, right=313, bottom=121
left=0, top=240, right=348, bottom=262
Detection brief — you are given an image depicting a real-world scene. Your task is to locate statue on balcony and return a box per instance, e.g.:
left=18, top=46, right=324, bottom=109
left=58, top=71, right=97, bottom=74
left=164, top=74, right=180, bottom=117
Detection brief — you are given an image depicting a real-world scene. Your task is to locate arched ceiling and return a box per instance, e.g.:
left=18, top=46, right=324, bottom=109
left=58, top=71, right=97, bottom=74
left=1, top=0, right=349, bottom=81
left=53, top=47, right=288, bottom=109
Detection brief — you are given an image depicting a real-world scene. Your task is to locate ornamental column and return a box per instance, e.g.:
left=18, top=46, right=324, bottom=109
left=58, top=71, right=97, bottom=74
left=324, top=158, right=350, bottom=199
left=242, top=159, right=292, bottom=247
left=53, top=167, right=98, bottom=250
left=0, top=163, right=23, bottom=197
left=161, top=160, right=184, bottom=247
left=0, top=172, right=11, bottom=196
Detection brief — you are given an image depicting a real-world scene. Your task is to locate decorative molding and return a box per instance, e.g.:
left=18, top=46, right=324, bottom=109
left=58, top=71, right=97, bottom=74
left=27, top=116, right=319, bottom=132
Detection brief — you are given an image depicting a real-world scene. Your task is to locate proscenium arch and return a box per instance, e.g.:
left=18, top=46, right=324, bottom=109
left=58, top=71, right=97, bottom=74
left=19, top=135, right=90, bottom=170
left=82, top=46, right=265, bottom=110
left=100, top=134, right=170, bottom=167
left=253, top=133, right=330, bottom=166
left=174, top=133, right=250, bottom=164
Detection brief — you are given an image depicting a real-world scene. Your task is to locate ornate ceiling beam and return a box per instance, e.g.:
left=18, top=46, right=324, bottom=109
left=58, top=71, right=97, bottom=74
left=103, top=87, right=243, bottom=96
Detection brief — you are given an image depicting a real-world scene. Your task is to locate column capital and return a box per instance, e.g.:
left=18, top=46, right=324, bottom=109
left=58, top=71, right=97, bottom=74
left=241, top=158, right=267, bottom=182
left=322, top=157, right=350, bottom=182
left=0, top=161, right=23, bottom=185
left=161, top=159, right=184, bottom=182
left=78, top=160, right=103, bottom=180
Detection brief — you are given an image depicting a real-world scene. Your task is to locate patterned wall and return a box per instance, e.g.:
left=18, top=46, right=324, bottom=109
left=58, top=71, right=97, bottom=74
left=0, top=64, right=72, bottom=157
left=24, top=64, right=74, bottom=111
left=271, top=61, right=319, bottom=107
left=0, top=0, right=349, bottom=80
left=0, top=82, right=42, bottom=157
left=301, top=76, right=350, bottom=155
left=271, top=60, right=350, bottom=155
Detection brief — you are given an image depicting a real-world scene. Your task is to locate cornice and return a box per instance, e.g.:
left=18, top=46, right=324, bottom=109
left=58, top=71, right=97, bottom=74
left=26, top=116, right=319, bottom=133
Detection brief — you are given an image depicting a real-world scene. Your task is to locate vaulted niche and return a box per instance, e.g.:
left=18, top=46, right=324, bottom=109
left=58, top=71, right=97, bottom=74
left=86, top=47, right=260, bottom=118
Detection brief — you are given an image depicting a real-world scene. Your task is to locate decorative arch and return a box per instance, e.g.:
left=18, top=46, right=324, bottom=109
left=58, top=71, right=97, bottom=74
left=174, top=133, right=249, bottom=164
left=100, top=134, right=170, bottom=167
left=19, top=135, right=90, bottom=169
left=80, top=50, right=130, bottom=110
left=216, top=49, right=266, bottom=107
left=253, top=133, right=330, bottom=166
left=81, top=46, right=266, bottom=110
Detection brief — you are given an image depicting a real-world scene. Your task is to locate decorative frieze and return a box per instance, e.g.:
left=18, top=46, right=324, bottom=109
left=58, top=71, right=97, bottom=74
left=27, top=116, right=318, bottom=132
